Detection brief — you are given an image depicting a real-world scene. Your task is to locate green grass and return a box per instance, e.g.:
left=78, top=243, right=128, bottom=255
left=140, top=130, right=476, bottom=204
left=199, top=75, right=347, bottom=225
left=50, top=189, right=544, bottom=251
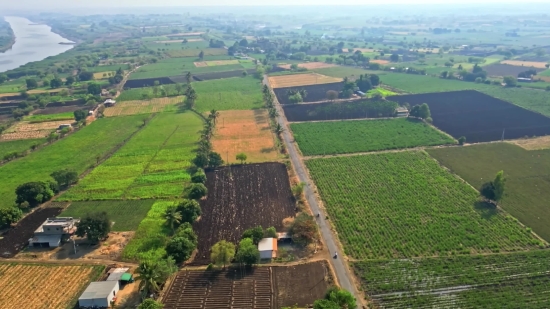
left=0, top=139, right=44, bottom=159
left=24, top=112, right=75, bottom=122
left=121, top=200, right=174, bottom=262
left=306, top=151, right=541, bottom=260
left=427, top=142, right=550, bottom=242
left=61, top=200, right=155, bottom=231
left=85, top=64, right=130, bottom=73
left=353, top=250, right=550, bottom=308
left=60, top=112, right=202, bottom=201
left=128, top=56, right=241, bottom=79
left=291, top=118, right=455, bottom=156
left=193, top=76, right=263, bottom=112
left=540, top=69, right=550, bottom=77
left=314, top=66, right=380, bottom=78
left=117, top=85, right=182, bottom=102
left=0, top=115, right=147, bottom=209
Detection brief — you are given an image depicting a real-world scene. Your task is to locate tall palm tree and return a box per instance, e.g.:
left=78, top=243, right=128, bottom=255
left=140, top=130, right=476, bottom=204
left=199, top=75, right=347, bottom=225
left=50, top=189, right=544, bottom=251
left=185, top=71, right=192, bottom=84
left=269, top=108, right=278, bottom=119
left=274, top=123, right=284, bottom=135
left=208, top=109, right=219, bottom=123
left=164, top=206, right=182, bottom=234
left=135, top=262, right=161, bottom=300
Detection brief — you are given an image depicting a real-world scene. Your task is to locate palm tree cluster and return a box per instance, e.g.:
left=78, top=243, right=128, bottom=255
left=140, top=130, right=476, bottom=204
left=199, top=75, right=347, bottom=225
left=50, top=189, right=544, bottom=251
left=262, top=84, right=284, bottom=136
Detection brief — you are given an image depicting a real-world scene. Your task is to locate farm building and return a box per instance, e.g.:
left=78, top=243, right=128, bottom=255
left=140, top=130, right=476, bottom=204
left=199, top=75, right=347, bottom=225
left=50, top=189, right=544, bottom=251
left=107, top=267, right=134, bottom=285
left=78, top=281, right=119, bottom=308
left=258, top=237, right=278, bottom=259
left=396, top=107, right=409, bottom=117
left=517, top=77, right=532, bottom=82
left=28, top=217, right=78, bottom=248
left=104, top=99, right=116, bottom=107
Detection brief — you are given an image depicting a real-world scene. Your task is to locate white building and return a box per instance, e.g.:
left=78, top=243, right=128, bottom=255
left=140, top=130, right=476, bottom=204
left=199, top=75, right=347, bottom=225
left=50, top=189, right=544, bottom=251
left=28, top=217, right=78, bottom=248
left=78, top=281, right=120, bottom=308
left=258, top=238, right=277, bottom=259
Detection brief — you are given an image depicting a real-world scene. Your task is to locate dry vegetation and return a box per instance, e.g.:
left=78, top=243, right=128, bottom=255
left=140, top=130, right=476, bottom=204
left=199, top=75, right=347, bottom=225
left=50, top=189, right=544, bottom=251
left=194, top=60, right=240, bottom=67
left=154, top=39, right=203, bottom=43
left=0, top=120, right=71, bottom=140
left=278, top=62, right=337, bottom=70
left=103, top=96, right=183, bottom=117
left=509, top=136, right=550, bottom=150
left=93, top=71, right=115, bottom=79
left=370, top=59, right=390, bottom=64
left=211, top=109, right=278, bottom=163
left=268, top=73, right=342, bottom=88
left=501, top=60, right=549, bottom=68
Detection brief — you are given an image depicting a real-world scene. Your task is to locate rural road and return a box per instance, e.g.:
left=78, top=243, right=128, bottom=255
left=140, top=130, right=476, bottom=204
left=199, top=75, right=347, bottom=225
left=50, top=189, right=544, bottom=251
left=263, top=76, right=360, bottom=301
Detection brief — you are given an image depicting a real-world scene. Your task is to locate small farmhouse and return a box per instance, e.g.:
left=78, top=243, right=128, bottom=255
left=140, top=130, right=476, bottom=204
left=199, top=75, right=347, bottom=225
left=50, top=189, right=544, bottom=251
left=78, top=281, right=119, bottom=308
left=104, top=99, right=116, bottom=107
left=28, top=217, right=78, bottom=248
left=258, top=237, right=277, bottom=259
left=107, top=267, right=134, bottom=285
left=396, top=107, right=409, bottom=117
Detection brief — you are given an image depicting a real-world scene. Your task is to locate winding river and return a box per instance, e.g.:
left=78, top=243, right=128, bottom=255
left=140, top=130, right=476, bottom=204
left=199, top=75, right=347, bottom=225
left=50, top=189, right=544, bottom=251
left=0, top=16, right=74, bottom=73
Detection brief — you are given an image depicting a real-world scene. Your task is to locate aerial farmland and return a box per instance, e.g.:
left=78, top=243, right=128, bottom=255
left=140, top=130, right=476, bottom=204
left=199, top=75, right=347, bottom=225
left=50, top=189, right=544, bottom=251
left=2, top=4, right=550, bottom=309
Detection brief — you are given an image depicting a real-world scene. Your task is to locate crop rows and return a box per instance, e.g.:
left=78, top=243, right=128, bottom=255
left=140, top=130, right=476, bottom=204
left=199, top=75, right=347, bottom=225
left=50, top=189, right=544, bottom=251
left=60, top=112, right=202, bottom=201
left=292, top=118, right=455, bottom=156
left=104, top=96, right=183, bottom=117
left=0, top=138, right=44, bottom=159
left=353, top=250, right=550, bottom=308
left=306, top=151, right=540, bottom=260
left=193, top=76, right=264, bottom=112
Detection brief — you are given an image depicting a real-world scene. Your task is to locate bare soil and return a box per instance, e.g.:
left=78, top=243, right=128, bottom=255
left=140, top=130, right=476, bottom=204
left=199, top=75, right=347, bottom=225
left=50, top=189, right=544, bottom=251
left=501, top=60, right=549, bottom=69
left=278, top=62, right=337, bottom=70
left=268, top=73, right=342, bottom=88
left=509, top=136, right=550, bottom=150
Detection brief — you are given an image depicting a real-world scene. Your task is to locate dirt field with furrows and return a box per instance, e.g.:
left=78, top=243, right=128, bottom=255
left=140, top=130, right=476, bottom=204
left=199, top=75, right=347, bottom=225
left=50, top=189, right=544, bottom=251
left=163, top=262, right=329, bottom=309
left=194, top=60, right=240, bottom=67
left=483, top=63, right=544, bottom=76
left=103, top=96, right=183, bottom=117
left=278, top=62, right=337, bottom=70
left=0, top=120, right=71, bottom=140
left=193, top=163, right=295, bottom=264
left=501, top=60, right=549, bottom=69
left=268, top=73, right=342, bottom=88
left=0, top=263, right=103, bottom=309
left=370, top=59, right=390, bottom=64
left=211, top=110, right=277, bottom=163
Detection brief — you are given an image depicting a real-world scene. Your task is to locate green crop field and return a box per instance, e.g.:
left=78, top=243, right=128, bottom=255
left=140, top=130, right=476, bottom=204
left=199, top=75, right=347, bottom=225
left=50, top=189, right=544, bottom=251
left=0, top=139, right=44, bottom=159
left=193, top=76, right=263, bottom=112
left=24, top=112, right=75, bottom=122
left=128, top=56, right=240, bottom=80
left=427, top=143, right=550, bottom=242
left=117, top=86, right=183, bottom=101
left=60, top=112, right=202, bottom=201
left=61, top=200, right=155, bottom=231
left=121, top=200, right=174, bottom=262
left=306, top=151, right=541, bottom=260
left=353, top=250, right=550, bottom=308
left=291, top=118, right=455, bottom=156
left=539, top=69, right=550, bottom=76
left=0, top=115, right=147, bottom=208
left=166, top=48, right=227, bottom=58
left=313, top=66, right=379, bottom=78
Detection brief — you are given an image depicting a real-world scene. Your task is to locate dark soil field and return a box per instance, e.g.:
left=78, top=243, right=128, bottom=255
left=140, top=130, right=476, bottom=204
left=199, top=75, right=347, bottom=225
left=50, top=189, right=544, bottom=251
left=483, top=63, right=544, bottom=77
left=387, top=90, right=550, bottom=143
left=0, top=207, right=63, bottom=258
left=123, top=77, right=174, bottom=89
left=163, top=262, right=328, bottom=309
left=274, top=82, right=344, bottom=105
left=193, top=163, right=295, bottom=264
left=282, top=99, right=397, bottom=122
left=190, top=69, right=256, bottom=81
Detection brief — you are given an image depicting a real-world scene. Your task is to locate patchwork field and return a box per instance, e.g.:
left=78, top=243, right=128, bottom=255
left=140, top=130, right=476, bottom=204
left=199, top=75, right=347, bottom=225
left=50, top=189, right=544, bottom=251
left=273, top=82, right=345, bottom=104
left=0, top=115, right=147, bottom=208
left=0, top=138, right=44, bottom=159
left=268, top=73, right=342, bottom=88
left=388, top=90, right=550, bottom=143
left=61, top=200, right=155, bottom=231
left=103, top=96, right=183, bottom=117
left=483, top=63, right=544, bottom=76
left=501, top=60, right=549, bottom=69
left=353, top=250, right=550, bottom=308
left=306, top=151, right=541, bottom=260
left=194, top=59, right=239, bottom=67
left=282, top=99, right=398, bottom=122
left=166, top=48, right=227, bottom=58
left=193, top=163, right=295, bottom=264
left=193, top=77, right=263, bottom=112
left=0, top=263, right=104, bottom=309
left=0, top=120, right=72, bottom=140
left=291, top=118, right=454, bottom=156
left=25, top=112, right=75, bottom=122
left=428, top=142, right=550, bottom=242
left=92, top=71, right=115, bottom=80
left=510, top=135, right=550, bottom=150
left=60, top=112, right=202, bottom=200
left=212, top=109, right=277, bottom=163
left=278, top=62, right=337, bottom=70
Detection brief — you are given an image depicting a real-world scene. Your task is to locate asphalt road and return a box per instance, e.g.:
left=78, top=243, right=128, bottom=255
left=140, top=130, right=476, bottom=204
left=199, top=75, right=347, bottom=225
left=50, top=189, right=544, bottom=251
left=263, top=76, right=359, bottom=301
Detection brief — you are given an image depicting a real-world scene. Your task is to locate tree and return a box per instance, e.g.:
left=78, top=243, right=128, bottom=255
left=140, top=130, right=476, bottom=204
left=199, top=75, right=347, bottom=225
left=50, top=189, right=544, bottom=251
left=0, top=74, right=7, bottom=84
left=165, top=223, right=198, bottom=263
left=356, top=75, right=372, bottom=92
left=15, top=181, right=55, bottom=207
left=546, top=63, right=550, bottom=69
left=176, top=199, right=201, bottom=223
left=208, top=152, right=224, bottom=167
left=390, top=53, right=399, bottom=62
left=235, top=238, right=260, bottom=266
left=136, top=262, right=164, bottom=299
left=236, top=153, right=247, bottom=164
left=193, top=153, right=209, bottom=168
left=26, top=78, right=38, bottom=89
left=480, top=170, right=506, bottom=204
left=191, top=170, right=206, bottom=184
left=313, top=299, right=340, bottom=309
left=87, top=83, right=101, bottom=95
left=50, top=77, right=63, bottom=89
left=410, top=103, right=431, bottom=120
left=175, top=83, right=183, bottom=94
left=264, top=226, right=277, bottom=238
left=138, top=299, right=164, bottom=309
left=290, top=213, right=317, bottom=245
left=74, top=109, right=88, bottom=121
left=288, top=93, right=303, bottom=104
left=210, top=240, right=236, bottom=269
left=325, top=286, right=356, bottom=309
left=164, top=205, right=182, bottom=234
left=50, top=169, right=78, bottom=188
left=79, top=71, right=94, bottom=81
left=75, top=212, right=111, bottom=244
left=198, top=50, right=204, bottom=60
left=242, top=226, right=264, bottom=244
left=0, top=207, right=23, bottom=229
left=369, top=74, right=380, bottom=86
left=458, top=136, right=466, bottom=145
left=503, top=76, right=517, bottom=87
left=208, top=109, right=219, bottom=123
left=185, top=72, right=192, bottom=84
left=188, top=183, right=207, bottom=200
left=326, top=90, right=338, bottom=101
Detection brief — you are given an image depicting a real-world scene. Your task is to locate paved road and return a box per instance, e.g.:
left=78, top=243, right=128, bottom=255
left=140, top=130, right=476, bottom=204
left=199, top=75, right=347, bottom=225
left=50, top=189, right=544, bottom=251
left=263, top=76, right=359, bottom=301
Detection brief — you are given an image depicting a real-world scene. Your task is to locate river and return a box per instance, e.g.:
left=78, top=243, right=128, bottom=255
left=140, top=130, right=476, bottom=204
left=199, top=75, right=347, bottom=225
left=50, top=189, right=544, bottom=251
left=0, top=16, right=74, bottom=73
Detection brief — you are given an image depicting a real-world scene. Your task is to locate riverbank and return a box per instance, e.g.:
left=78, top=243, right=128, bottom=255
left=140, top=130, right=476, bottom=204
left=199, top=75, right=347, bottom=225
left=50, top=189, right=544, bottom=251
left=0, top=18, right=16, bottom=53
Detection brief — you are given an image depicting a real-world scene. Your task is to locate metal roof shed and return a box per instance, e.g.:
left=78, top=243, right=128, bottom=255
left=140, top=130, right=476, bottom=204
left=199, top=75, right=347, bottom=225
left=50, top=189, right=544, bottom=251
left=78, top=281, right=119, bottom=308
left=258, top=237, right=278, bottom=259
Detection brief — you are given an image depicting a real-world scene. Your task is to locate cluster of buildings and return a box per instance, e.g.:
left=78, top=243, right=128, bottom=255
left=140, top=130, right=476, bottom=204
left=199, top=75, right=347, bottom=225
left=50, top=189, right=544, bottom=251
left=78, top=268, right=134, bottom=308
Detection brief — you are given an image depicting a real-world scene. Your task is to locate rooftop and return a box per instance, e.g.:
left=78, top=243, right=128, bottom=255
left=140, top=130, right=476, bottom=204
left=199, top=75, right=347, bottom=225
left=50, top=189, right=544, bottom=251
left=79, top=281, right=118, bottom=300
left=34, top=217, right=78, bottom=233
left=258, top=238, right=278, bottom=252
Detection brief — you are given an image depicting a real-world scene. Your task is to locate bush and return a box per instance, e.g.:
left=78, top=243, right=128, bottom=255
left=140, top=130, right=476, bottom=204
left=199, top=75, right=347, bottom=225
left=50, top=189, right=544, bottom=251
left=0, top=207, right=23, bottom=229
left=187, top=183, right=207, bottom=200
left=15, top=181, right=55, bottom=207
left=190, top=170, right=206, bottom=184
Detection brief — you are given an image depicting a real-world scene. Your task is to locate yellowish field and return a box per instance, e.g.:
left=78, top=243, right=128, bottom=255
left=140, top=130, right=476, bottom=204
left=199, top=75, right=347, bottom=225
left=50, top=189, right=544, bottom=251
left=0, top=120, right=71, bottom=140
left=166, top=32, right=204, bottom=37
left=278, top=62, right=337, bottom=70
left=212, top=110, right=278, bottom=163
left=501, top=60, right=548, bottom=69
left=353, top=48, right=375, bottom=53
left=370, top=59, right=390, bottom=65
left=194, top=60, right=240, bottom=67
left=103, top=96, right=184, bottom=117
left=268, top=73, right=342, bottom=88
left=93, top=71, right=115, bottom=79
left=0, top=263, right=101, bottom=309
left=509, top=136, right=550, bottom=150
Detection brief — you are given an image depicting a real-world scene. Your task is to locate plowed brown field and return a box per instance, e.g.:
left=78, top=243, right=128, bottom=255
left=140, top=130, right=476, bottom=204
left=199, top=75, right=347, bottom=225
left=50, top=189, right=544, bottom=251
left=0, top=120, right=71, bottom=140
left=194, top=60, right=240, bottom=67
left=501, top=60, right=548, bottom=69
left=268, top=73, right=342, bottom=88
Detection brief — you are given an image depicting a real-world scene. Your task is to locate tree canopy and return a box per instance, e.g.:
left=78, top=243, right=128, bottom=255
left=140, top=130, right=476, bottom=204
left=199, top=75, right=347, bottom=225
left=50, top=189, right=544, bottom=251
left=15, top=181, right=56, bottom=207
left=165, top=223, right=198, bottom=263
left=480, top=170, right=506, bottom=204
left=242, top=226, right=265, bottom=244
left=290, top=213, right=318, bottom=245
left=75, top=212, right=111, bottom=244
left=138, top=299, right=164, bottom=309
left=176, top=199, right=202, bottom=223
left=210, top=240, right=236, bottom=269
left=50, top=169, right=78, bottom=188
left=235, top=238, right=260, bottom=266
